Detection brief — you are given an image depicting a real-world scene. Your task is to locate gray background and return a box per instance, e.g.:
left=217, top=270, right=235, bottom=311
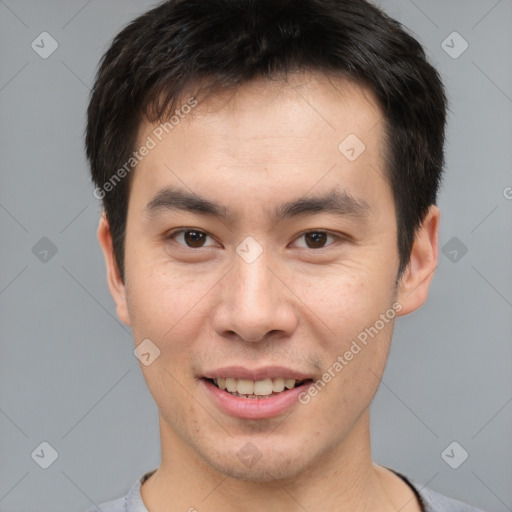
left=0, top=1, right=511, bottom=511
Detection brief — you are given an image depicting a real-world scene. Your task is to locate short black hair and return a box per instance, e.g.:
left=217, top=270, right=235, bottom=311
left=85, top=0, right=448, bottom=283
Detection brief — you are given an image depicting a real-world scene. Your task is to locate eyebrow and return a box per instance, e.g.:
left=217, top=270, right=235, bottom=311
left=144, top=186, right=370, bottom=224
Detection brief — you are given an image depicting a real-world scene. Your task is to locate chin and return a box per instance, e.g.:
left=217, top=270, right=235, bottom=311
left=208, top=452, right=307, bottom=483
left=194, top=436, right=314, bottom=483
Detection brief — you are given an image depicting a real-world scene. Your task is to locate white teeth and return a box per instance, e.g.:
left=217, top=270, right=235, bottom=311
left=225, top=378, right=237, bottom=392
left=272, top=377, right=285, bottom=392
left=254, top=378, right=273, bottom=396
left=284, top=379, right=296, bottom=389
left=237, top=379, right=254, bottom=395
left=212, top=377, right=303, bottom=396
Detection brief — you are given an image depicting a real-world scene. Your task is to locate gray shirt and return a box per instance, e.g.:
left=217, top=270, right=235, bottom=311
left=88, top=468, right=486, bottom=512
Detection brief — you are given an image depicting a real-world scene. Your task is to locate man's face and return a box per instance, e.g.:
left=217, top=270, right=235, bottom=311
left=101, top=73, right=430, bottom=482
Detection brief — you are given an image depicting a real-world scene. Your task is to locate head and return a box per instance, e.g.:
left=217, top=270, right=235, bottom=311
left=87, top=0, right=446, bottom=483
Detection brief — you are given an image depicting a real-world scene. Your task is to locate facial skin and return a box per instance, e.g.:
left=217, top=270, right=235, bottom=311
left=98, top=71, right=439, bottom=512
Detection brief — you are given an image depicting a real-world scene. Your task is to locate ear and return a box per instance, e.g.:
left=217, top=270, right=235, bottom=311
left=396, top=205, right=440, bottom=316
left=97, top=211, right=131, bottom=326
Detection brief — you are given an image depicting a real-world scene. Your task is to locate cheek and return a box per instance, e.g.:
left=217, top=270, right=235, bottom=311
left=126, top=258, right=206, bottom=335
left=125, top=259, right=225, bottom=389
left=295, top=264, right=396, bottom=406
left=295, top=264, right=396, bottom=343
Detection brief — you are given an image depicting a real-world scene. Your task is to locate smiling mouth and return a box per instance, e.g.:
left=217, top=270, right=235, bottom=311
left=203, top=377, right=313, bottom=399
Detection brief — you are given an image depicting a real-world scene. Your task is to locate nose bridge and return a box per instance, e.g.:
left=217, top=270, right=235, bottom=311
left=214, top=244, right=297, bottom=343
left=235, top=249, right=274, bottom=311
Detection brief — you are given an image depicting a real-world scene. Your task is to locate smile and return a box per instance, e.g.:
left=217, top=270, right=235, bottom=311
left=200, top=367, right=315, bottom=419
left=207, top=377, right=308, bottom=398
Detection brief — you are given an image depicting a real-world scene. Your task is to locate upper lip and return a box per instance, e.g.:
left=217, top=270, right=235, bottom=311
left=202, top=366, right=314, bottom=381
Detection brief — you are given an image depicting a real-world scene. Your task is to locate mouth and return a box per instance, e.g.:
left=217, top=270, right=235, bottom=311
left=203, top=377, right=312, bottom=399
left=200, top=373, right=315, bottom=419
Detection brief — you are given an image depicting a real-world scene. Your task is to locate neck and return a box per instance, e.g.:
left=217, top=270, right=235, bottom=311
left=141, top=409, right=414, bottom=512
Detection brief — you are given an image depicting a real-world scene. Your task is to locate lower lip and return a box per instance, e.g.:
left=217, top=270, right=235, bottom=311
left=201, top=379, right=312, bottom=420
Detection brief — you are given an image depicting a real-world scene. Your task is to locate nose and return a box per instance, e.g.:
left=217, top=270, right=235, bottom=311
left=212, top=249, right=299, bottom=344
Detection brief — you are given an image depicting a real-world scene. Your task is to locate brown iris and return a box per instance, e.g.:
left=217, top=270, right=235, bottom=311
left=183, top=230, right=207, bottom=248
left=304, top=231, right=328, bottom=249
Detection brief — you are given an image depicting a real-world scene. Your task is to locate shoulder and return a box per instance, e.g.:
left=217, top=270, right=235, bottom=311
left=85, top=469, right=156, bottom=512
left=388, top=467, right=486, bottom=512
left=86, top=496, right=127, bottom=512
left=413, top=480, right=486, bottom=512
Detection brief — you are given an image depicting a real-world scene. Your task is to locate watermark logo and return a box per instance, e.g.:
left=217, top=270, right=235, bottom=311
left=93, top=97, right=198, bottom=200
left=338, top=134, right=366, bottom=162
left=441, top=32, right=469, bottom=59
left=441, top=441, right=469, bottom=469
left=31, top=441, right=59, bottom=469
left=32, top=237, right=58, bottom=263
left=441, top=236, right=468, bottom=263
left=237, top=442, right=263, bottom=468
left=31, top=32, right=59, bottom=59
left=236, top=236, right=263, bottom=264
left=134, top=338, right=161, bottom=366
left=298, top=302, right=403, bottom=405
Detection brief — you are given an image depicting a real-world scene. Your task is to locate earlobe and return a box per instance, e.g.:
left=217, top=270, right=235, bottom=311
left=97, top=211, right=131, bottom=326
left=396, top=205, right=440, bottom=316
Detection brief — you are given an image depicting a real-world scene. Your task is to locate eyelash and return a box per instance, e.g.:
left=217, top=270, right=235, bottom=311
left=166, top=228, right=343, bottom=250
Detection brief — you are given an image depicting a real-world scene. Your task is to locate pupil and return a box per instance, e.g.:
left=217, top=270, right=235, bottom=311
left=306, top=232, right=326, bottom=248
left=182, top=231, right=327, bottom=249
left=185, top=230, right=205, bottom=247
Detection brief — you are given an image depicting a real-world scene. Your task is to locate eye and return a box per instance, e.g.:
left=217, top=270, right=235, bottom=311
left=166, top=228, right=342, bottom=250
left=166, top=229, right=218, bottom=248
left=291, top=230, right=340, bottom=249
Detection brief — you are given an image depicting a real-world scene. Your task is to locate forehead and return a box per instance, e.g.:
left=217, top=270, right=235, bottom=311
left=131, top=71, right=390, bottom=220
left=165, top=71, right=384, bottom=153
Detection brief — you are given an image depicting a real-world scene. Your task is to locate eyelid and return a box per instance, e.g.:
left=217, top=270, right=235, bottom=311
left=166, top=228, right=219, bottom=247
left=289, top=229, right=342, bottom=249
left=166, top=228, right=344, bottom=250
